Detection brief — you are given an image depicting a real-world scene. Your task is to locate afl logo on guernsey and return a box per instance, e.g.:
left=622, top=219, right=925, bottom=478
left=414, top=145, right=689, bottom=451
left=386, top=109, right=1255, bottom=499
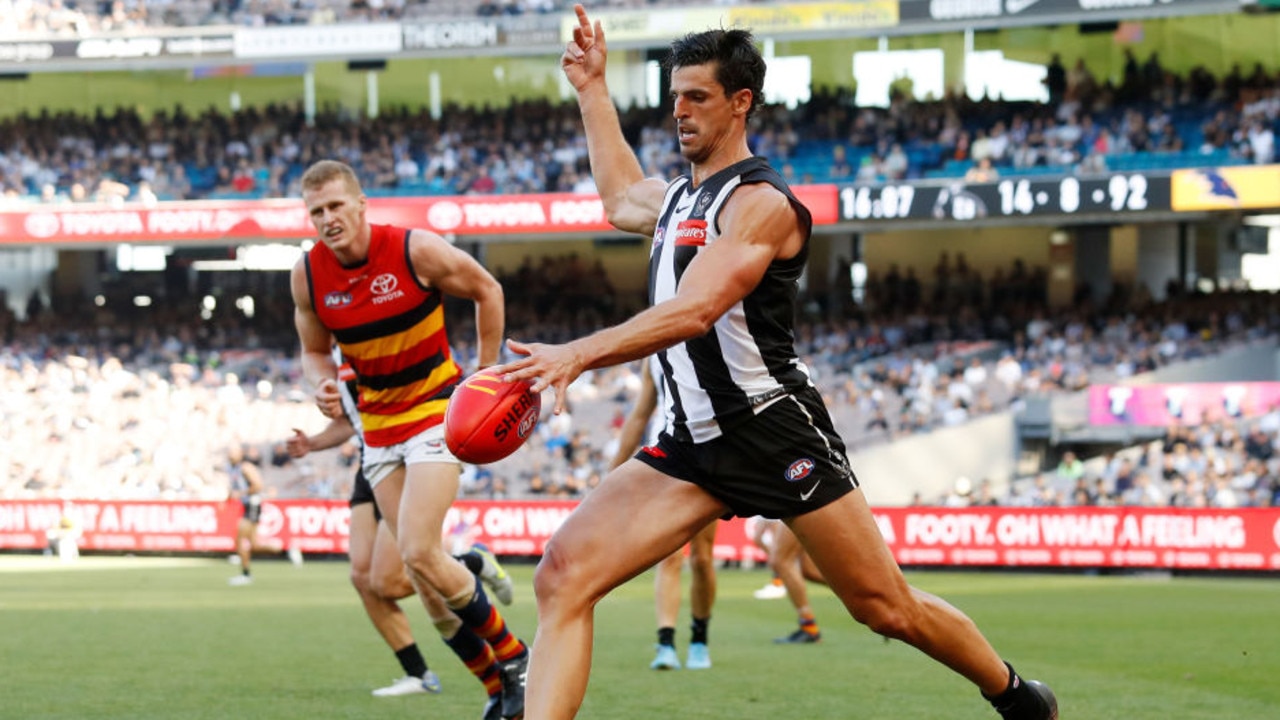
left=653, top=227, right=665, bottom=249
left=324, top=291, right=353, bottom=308
left=786, top=458, right=815, bottom=482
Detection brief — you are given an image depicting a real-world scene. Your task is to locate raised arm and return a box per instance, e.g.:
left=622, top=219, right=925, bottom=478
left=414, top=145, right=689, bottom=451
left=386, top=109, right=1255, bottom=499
left=562, top=3, right=666, bottom=235
left=407, top=230, right=505, bottom=369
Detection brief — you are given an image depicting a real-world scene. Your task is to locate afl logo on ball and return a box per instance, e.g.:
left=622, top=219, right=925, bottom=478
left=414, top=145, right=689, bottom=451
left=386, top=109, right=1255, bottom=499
left=517, top=407, right=538, bottom=439
left=786, top=458, right=815, bottom=482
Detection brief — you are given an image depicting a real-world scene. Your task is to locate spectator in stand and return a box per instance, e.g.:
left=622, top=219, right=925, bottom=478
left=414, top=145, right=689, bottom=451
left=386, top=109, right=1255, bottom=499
left=965, top=157, right=998, bottom=182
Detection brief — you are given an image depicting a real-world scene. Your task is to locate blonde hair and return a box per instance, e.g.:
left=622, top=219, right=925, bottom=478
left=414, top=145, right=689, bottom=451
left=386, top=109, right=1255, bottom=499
left=300, top=160, right=363, bottom=195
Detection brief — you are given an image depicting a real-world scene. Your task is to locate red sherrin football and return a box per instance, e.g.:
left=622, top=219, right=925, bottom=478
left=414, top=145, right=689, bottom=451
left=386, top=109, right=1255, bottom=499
left=444, top=371, right=542, bottom=464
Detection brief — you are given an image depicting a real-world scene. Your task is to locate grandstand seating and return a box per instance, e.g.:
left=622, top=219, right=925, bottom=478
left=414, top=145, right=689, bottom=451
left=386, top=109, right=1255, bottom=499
left=5, top=270, right=1276, bottom=506
left=2, top=83, right=1276, bottom=206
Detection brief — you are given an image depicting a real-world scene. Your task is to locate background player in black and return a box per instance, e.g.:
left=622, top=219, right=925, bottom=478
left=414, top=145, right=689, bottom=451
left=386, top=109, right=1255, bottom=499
left=608, top=361, right=717, bottom=671
left=225, top=443, right=297, bottom=585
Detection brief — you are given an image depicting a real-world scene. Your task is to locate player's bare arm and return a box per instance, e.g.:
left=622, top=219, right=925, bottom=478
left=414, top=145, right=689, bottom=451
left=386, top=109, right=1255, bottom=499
left=499, top=184, right=802, bottom=411
left=241, top=461, right=265, bottom=494
left=563, top=3, right=666, bottom=235
left=406, top=229, right=505, bottom=367
left=290, top=258, right=342, bottom=418
left=609, top=365, right=658, bottom=469
left=287, top=418, right=356, bottom=458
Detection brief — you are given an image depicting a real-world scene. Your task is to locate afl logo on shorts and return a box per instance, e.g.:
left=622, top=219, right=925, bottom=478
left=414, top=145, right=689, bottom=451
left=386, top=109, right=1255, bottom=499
left=786, top=458, right=815, bottom=482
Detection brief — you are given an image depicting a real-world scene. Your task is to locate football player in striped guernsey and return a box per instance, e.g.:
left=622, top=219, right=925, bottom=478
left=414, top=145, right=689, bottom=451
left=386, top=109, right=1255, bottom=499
left=493, top=6, right=1057, bottom=720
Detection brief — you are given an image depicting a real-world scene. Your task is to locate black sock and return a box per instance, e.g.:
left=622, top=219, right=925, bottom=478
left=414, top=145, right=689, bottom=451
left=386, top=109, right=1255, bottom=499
left=657, top=626, right=675, bottom=648
left=983, top=662, right=1020, bottom=706
left=241, top=568, right=250, bottom=577
left=690, top=617, right=709, bottom=645
left=394, top=643, right=429, bottom=679
left=455, top=551, right=483, bottom=575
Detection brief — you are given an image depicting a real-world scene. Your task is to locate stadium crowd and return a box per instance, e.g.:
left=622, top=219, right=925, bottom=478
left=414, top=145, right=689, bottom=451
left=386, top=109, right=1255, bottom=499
left=4, top=247, right=1277, bottom=505
left=2, top=53, right=1280, bottom=207
left=0, top=0, right=663, bottom=36
left=926, top=416, right=1280, bottom=510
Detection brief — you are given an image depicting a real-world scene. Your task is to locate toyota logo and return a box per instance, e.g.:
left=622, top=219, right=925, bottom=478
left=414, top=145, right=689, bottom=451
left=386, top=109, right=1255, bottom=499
left=427, top=200, right=464, bottom=231
left=370, top=273, right=398, bottom=295
left=24, top=212, right=60, bottom=239
left=258, top=502, right=285, bottom=538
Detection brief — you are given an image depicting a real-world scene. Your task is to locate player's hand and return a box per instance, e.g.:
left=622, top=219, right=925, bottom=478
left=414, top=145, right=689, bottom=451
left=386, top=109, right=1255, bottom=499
left=286, top=428, right=311, bottom=458
left=315, top=378, right=343, bottom=419
left=561, top=3, right=607, bottom=93
left=492, top=337, right=584, bottom=415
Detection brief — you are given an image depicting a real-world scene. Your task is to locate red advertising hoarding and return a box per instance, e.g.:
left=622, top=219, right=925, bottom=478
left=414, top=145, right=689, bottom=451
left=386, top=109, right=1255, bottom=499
left=4, top=500, right=1278, bottom=571
left=0, top=185, right=840, bottom=244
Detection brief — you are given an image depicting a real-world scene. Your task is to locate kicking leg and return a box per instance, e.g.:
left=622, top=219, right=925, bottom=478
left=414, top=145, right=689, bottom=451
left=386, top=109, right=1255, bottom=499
left=789, top=490, right=1029, bottom=698
left=526, top=461, right=727, bottom=719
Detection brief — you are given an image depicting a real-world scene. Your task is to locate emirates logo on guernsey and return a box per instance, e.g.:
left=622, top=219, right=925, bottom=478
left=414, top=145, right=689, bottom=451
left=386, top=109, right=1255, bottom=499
left=675, top=219, right=707, bottom=246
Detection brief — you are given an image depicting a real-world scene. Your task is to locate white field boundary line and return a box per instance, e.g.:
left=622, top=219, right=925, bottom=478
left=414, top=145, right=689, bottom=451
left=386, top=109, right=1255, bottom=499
left=0, top=554, right=217, bottom=573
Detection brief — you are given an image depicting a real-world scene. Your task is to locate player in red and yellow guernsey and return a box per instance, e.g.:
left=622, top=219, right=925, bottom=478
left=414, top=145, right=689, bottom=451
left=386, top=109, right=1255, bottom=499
left=291, top=160, right=529, bottom=720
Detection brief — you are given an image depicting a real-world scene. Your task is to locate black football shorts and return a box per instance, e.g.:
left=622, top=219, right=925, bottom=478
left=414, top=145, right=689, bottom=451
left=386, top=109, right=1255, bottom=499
left=348, top=469, right=382, bottom=522
left=634, top=385, right=858, bottom=519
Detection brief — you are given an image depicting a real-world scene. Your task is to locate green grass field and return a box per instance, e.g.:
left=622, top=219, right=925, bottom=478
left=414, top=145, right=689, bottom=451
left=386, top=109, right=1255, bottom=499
left=1, top=554, right=1277, bottom=719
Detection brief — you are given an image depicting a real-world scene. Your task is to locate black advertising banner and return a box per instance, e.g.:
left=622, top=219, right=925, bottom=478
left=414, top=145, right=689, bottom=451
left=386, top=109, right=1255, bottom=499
left=899, top=0, right=1238, bottom=27
left=0, top=40, right=77, bottom=65
left=837, top=172, right=1173, bottom=223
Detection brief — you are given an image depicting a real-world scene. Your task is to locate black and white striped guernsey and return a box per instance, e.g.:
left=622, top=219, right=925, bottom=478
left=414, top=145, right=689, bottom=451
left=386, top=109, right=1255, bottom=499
left=648, top=156, right=814, bottom=444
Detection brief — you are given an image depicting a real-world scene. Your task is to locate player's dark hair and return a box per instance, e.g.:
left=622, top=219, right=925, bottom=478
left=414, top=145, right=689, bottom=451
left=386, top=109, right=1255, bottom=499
left=665, top=28, right=765, bottom=119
